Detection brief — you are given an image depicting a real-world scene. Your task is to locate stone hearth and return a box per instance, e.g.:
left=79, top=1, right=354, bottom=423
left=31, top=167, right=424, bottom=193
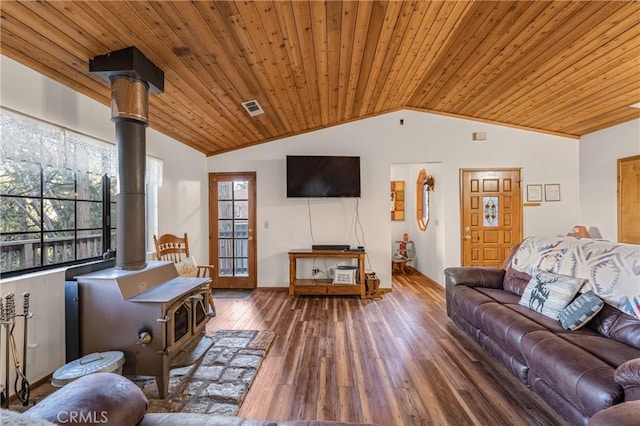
left=132, top=329, right=274, bottom=416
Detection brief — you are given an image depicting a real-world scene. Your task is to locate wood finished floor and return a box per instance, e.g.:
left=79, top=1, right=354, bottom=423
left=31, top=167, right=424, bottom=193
left=207, top=271, right=568, bottom=426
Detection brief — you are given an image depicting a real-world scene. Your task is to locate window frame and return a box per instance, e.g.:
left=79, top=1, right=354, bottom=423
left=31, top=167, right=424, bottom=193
left=0, top=108, right=160, bottom=278
left=1, top=165, right=117, bottom=278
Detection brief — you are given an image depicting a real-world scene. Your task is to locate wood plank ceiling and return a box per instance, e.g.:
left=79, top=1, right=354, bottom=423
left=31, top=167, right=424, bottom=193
left=1, top=1, right=639, bottom=156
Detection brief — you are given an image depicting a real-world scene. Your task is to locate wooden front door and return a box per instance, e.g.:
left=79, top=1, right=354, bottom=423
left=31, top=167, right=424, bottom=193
left=618, top=155, right=640, bottom=244
left=460, top=169, right=523, bottom=267
left=209, top=172, right=257, bottom=289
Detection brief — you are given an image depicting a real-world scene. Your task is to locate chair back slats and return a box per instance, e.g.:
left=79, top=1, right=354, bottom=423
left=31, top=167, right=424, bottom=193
left=153, top=233, right=191, bottom=262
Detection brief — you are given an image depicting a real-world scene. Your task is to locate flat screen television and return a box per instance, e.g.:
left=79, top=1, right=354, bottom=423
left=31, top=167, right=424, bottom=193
left=286, top=155, right=361, bottom=198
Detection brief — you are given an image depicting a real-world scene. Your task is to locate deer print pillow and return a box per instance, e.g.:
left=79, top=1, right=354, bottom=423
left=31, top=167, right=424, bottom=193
left=519, top=270, right=586, bottom=320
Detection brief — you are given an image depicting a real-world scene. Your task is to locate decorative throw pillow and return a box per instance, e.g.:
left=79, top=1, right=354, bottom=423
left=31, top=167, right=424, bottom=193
left=333, top=268, right=356, bottom=284
left=518, top=271, right=585, bottom=320
left=559, top=291, right=604, bottom=330
left=174, top=256, right=198, bottom=277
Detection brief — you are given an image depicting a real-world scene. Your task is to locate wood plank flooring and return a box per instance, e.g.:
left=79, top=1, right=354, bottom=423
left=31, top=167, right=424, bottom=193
left=207, top=271, right=568, bottom=426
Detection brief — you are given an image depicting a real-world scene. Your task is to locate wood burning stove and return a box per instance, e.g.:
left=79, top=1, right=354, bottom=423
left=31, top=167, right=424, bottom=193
left=67, top=48, right=213, bottom=398
left=66, top=261, right=212, bottom=398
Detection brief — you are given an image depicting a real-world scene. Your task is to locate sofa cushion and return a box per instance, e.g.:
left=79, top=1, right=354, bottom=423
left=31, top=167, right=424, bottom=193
left=447, top=286, right=497, bottom=327
left=557, top=331, right=640, bottom=368
left=506, top=304, right=566, bottom=332
left=559, top=291, right=604, bottom=330
left=478, top=332, right=529, bottom=383
left=521, top=330, right=622, bottom=417
left=478, top=304, right=549, bottom=364
left=475, top=287, right=521, bottom=305
left=519, top=271, right=584, bottom=320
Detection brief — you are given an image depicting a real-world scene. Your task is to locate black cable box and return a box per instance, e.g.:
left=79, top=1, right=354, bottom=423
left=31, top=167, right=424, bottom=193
left=312, top=244, right=350, bottom=251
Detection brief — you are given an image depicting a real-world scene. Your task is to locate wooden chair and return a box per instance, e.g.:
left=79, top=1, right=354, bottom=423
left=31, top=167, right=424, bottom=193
left=153, top=233, right=216, bottom=317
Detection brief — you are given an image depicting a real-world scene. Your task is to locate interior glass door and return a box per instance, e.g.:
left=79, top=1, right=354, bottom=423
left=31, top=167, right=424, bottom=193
left=209, top=173, right=256, bottom=288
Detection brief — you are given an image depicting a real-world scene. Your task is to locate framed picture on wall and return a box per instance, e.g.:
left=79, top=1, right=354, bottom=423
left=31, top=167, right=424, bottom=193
left=545, top=184, right=561, bottom=202
left=526, top=184, right=543, bottom=202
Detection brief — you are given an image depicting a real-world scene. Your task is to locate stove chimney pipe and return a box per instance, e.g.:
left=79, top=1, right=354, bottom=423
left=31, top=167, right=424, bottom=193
left=90, top=47, right=164, bottom=270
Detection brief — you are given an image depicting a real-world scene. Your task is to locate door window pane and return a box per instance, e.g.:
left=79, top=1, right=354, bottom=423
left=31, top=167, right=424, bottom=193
left=234, top=201, right=248, bottom=219
left=234, top=258, right=248, bottom=277
left=234, top=220, right=248, bottom=238
left=233, top=180, right=248, bottom=199
left=218, top=201, right=233, bottom=219
left=219, top=258, right=233, bottom=277
left=218, top=220, right=233, bottom=238
left=218, top=239, right=233, bottom=257
left=218, top=181, right=232, bottom=200
left=235, top=239, right=248, bottom=258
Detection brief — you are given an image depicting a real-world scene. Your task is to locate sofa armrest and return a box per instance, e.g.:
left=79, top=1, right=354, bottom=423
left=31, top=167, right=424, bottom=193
left=24, top=373, right=147, bottom=426
left=444, top=267, right=505, bottom=289
left=615, top=358, right=640, bottom=401
left=588, top=401, right=640, bottom=426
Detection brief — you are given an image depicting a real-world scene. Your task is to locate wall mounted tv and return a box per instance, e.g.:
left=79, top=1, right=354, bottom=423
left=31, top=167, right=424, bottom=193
left=286, top=155, right=361, bottom=198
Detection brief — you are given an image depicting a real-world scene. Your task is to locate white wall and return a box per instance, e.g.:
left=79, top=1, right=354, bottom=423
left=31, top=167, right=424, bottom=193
left=0, top=56, right=208, bottom=390
left=208, top=111, right=582, bottom=290
left=579, top=119, right=640, bottom=240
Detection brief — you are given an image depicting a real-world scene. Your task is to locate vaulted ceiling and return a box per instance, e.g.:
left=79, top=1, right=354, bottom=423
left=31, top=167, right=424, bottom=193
left=1, top=1, right=639, bottom=156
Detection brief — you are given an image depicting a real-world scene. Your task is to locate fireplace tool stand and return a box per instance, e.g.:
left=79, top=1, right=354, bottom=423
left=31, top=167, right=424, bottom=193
left=0, top=292, right=32, bottom=408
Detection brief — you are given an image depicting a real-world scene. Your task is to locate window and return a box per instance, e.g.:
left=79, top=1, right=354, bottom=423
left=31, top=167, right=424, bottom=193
left=0, top=108, right=162, bottom=277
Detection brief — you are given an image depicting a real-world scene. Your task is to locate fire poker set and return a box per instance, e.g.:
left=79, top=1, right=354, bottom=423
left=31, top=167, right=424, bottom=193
left=0, top=292, right=32, bottom=408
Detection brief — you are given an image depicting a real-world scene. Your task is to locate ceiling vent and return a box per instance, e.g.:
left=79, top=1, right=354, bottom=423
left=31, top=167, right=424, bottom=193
left=241, top=99, right=264, bottom=117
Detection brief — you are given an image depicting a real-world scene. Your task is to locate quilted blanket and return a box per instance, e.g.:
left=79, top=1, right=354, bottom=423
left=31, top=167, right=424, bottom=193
left=512, top=236, right=640, bottom=319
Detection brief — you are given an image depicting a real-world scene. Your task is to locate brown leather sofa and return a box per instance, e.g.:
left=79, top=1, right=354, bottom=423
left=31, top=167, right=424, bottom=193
left=14, top=373, right=377, bottom=426
left=445, top=241, right=640, bottom=426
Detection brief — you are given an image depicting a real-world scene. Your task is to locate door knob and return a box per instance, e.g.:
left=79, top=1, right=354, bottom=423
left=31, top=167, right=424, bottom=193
left=464, top=226, right=471, bottom=232
left=464, top=235, right=471, bottom=240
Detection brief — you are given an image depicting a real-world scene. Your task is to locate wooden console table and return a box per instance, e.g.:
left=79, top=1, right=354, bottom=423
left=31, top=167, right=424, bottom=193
left=288, top=249, right=366, bottom=297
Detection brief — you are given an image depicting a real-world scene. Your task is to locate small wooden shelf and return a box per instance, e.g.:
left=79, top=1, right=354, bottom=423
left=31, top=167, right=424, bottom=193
left=288, top=249, right=366, bottom=297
